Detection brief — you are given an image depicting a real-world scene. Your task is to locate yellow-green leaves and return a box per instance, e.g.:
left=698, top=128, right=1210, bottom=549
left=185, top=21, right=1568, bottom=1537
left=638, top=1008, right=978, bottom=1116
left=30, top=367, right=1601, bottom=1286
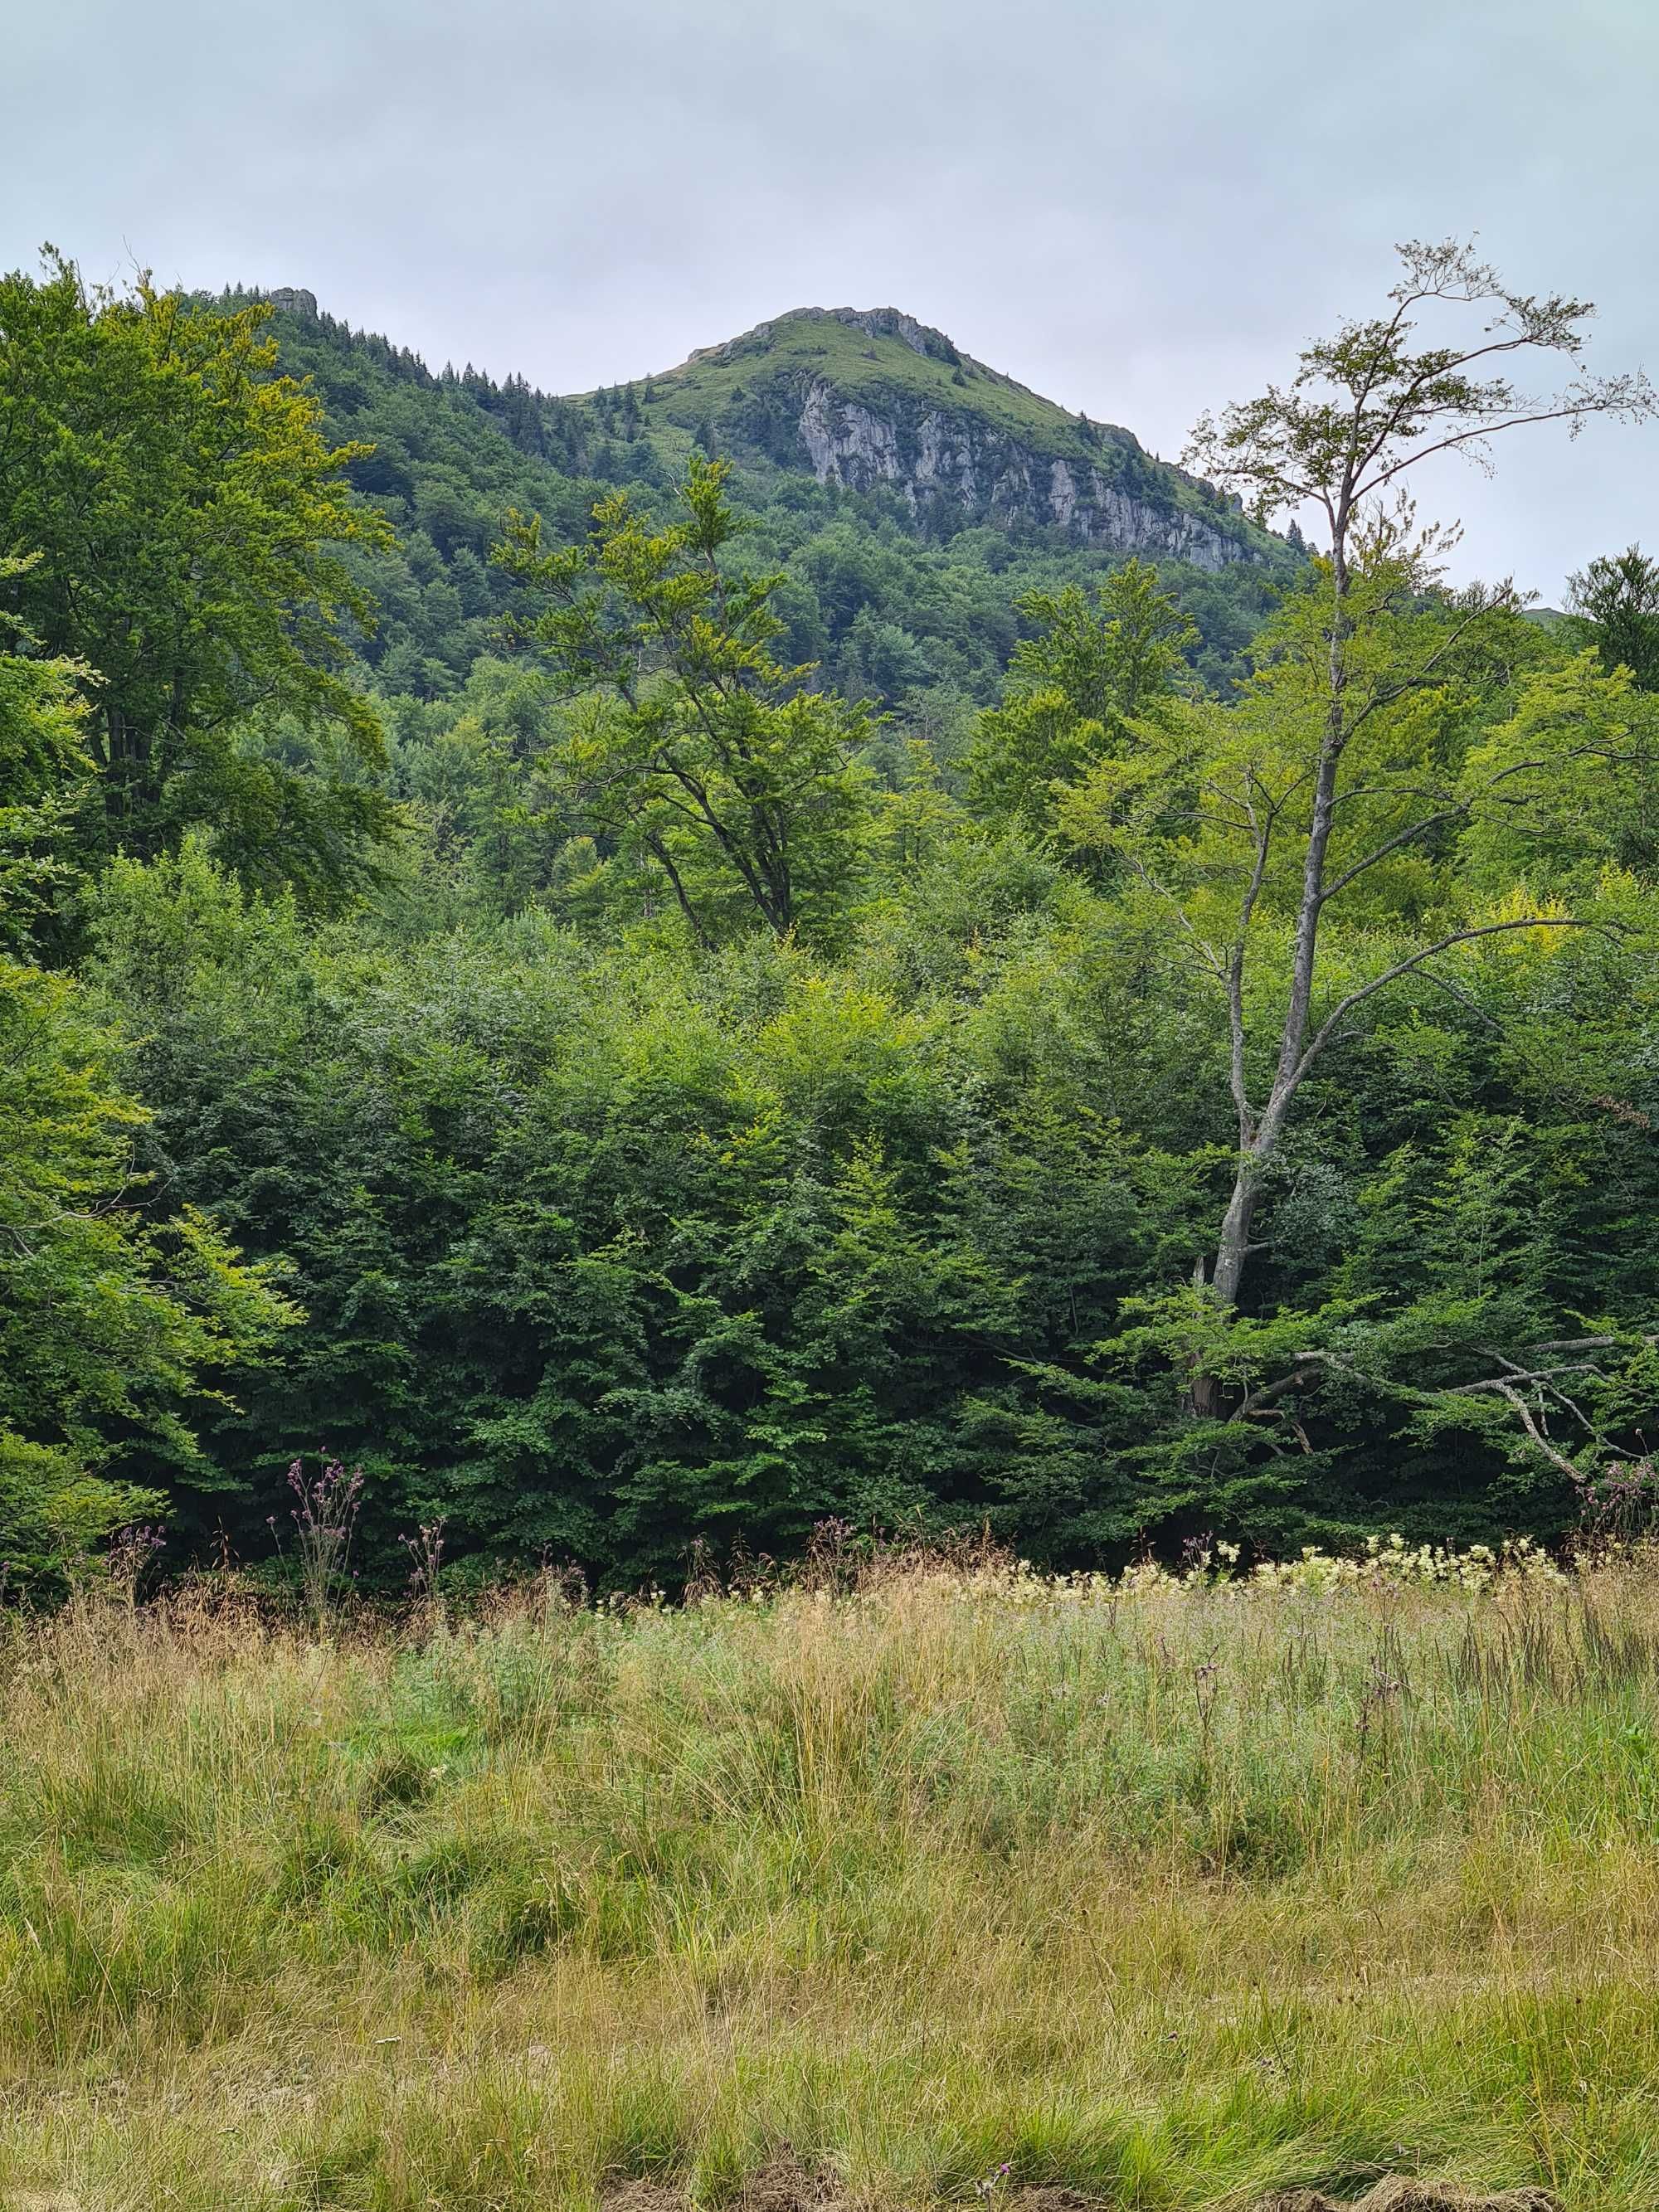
left=1459, top=653, right=1659, bottom=895
left=0, top=955, right=294, bottom=1586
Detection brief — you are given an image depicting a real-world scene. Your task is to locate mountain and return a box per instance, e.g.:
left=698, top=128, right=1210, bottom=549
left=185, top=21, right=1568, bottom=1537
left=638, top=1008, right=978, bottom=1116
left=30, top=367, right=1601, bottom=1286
left=627, top=306, right=1267, bottom=571
left=241, top=288, right=1293, bottom=706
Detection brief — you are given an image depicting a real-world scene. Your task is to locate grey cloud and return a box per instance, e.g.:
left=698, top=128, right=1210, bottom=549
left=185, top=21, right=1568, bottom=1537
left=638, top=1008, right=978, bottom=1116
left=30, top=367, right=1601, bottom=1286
left=5, top=0, right=1657, bottom=595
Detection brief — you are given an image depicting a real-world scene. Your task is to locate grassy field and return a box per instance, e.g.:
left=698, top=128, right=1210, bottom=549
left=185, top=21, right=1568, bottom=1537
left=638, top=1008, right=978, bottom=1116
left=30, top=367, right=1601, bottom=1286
left=0, top=1547, right=1654, bottom=2211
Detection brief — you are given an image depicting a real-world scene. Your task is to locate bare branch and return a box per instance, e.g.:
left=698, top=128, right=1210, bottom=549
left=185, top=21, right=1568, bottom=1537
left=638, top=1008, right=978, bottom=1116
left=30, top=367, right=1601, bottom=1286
left=1362, top=391, right=1655, bottom=497
left=1441, top=1378, right=1582, bottom=1479
left=1293, top=918, right=1607, bottom=1088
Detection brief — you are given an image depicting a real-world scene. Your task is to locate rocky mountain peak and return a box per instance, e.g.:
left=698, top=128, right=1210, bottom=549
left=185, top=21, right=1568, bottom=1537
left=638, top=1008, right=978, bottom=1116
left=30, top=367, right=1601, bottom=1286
left=655, top=304, right=1267, bottom=573
left=684, top=305, right=965, bottom=370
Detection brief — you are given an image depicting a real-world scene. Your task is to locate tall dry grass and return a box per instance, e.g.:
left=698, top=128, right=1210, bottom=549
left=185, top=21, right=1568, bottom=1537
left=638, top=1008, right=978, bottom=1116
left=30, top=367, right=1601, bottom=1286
left=0, top=1551, right=1657, bottom=2209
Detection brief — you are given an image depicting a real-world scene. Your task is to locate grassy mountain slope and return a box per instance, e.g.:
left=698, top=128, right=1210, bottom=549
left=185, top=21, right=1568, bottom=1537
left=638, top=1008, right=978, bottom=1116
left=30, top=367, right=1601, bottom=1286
left=650, top=303, right=1086, bottom=436
left=636, top=304, right=1269, bottom=565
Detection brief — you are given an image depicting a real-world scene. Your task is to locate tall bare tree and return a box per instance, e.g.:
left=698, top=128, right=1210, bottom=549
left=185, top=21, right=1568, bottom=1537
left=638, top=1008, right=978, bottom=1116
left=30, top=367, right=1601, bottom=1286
left=1092, top=241, right=1654, bottom=1423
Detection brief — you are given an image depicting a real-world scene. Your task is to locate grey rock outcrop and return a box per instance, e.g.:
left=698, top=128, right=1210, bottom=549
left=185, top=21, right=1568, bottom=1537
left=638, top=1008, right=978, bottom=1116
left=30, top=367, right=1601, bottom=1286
left=795, top=379, right=1249, bottom=571
left=664, top=304, right=1271, bottom=568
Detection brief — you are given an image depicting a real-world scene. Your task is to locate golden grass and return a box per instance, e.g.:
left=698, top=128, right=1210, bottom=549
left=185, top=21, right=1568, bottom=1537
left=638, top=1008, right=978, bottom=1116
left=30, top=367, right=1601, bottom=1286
left=0, top=1558, right=1657, bottom=2209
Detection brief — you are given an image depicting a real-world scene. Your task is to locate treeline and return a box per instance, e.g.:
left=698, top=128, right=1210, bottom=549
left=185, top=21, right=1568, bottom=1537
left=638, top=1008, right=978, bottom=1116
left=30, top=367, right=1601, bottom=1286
left=4, top=243, right=1659, bottom=1595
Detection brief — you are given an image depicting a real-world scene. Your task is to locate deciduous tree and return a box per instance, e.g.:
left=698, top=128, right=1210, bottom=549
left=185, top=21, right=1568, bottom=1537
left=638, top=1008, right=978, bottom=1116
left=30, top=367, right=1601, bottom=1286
left=1117, top=239, right=1659, bottom=1435
left=967, top=559, right=1196, bottom=835
left=496, top=457, right=873, bottom=945
left=0, top=250, right=395, bottom=904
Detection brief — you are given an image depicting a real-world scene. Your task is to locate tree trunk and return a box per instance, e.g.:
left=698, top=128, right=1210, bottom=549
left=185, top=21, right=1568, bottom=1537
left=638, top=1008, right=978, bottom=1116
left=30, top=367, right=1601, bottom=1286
left=1189, top=1154, right=1262, bottom=1417
left=1187, top=527, right=1352, bottom=1419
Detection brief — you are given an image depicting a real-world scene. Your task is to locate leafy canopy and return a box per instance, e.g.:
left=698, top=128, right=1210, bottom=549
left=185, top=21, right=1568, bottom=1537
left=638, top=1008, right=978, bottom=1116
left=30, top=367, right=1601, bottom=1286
left=966, top=560, right=1196, bottom=835
left=0, top=250, right=397, bottom=908
left=1568, top=543, right=1659, bottom=692
left=496, top=456, right=874, bottom=945
left=0, top=948, right=294, bottom=1586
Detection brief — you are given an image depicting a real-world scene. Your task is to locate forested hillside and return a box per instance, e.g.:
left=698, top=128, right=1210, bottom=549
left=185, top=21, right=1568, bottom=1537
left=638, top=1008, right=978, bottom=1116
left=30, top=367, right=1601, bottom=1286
left=250, top=285, right=1289, bottom=708
left=4, top=242, right=1659, bottom=1596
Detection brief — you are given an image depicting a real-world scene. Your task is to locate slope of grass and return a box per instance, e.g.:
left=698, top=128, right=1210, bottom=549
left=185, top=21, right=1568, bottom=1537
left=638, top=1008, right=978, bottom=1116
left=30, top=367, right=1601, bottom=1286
left=646, top=308, right=1093, bottom=445
left=0, top=1554, right=1655, bottom=2210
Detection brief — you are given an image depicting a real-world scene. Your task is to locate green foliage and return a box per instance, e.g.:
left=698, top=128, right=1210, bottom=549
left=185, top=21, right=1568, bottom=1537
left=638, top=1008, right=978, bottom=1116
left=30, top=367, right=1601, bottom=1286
left=7, top=246, right=1659, bottom=1592
left=0, top=560, right=91, bottom=950
left=0, top=947, right=293, bottom=1585
left=80, top=774, right=1659, bottom=1579
left=249, top=289, right=1289, bottom=717
left=1568, top=542, right=1659, bottom=691
left=83, top=844, right=1190, bottom=1575
left=496, top=458, right=876, bottom=943
left=0, top=252, right=396, bottom=908
left=1046, top=525, right=1659, bottom=1492
left=966, top=560, right=1196, bottom=834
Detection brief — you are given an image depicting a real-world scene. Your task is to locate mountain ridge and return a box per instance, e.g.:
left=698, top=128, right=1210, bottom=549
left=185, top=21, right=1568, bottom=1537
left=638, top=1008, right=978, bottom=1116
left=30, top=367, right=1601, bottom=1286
left=256, top=285, right=1273, bottom=572
left=236, top=283, right=1292, bottom=702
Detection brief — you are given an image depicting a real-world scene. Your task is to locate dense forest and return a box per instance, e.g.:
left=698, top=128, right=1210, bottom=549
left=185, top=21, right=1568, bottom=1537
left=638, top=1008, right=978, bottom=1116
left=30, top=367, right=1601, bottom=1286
left=4, top=241, right=1659, bottom=1597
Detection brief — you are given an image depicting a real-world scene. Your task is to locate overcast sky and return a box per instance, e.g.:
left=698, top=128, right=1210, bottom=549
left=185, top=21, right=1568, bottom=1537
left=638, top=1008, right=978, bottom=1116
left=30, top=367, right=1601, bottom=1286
left=5, top=0, right=1657, bottom=598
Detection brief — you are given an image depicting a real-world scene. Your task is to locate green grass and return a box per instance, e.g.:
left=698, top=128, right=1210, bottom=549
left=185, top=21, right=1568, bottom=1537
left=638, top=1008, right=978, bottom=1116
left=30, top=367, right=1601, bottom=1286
left=645, top=307, right=1087, bottom=446
left=0, top=1554, right=1656, bottom=2209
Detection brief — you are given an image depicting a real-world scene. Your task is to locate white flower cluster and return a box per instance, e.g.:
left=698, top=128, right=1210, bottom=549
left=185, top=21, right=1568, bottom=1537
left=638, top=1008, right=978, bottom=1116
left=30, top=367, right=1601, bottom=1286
left=818, top=1532, right=1571, bottom=1612
left=1245, top=1532, right=1567, bottom=1593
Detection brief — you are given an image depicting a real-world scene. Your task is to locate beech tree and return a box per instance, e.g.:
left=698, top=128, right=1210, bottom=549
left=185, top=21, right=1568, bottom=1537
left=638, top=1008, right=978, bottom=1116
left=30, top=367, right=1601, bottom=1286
left=496, top=456, right=873, bottom=945
left=0, top=638, right=294, bottom=1583
left=1077, top=240, right=1656, bottom=1435
left=0, top=251, right=395, bottom=904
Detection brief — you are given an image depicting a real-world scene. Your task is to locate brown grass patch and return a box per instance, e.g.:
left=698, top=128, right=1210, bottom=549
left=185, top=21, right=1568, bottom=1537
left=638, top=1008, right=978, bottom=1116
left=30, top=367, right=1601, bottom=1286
left=1260, top=2184, right=1560, bottom=2212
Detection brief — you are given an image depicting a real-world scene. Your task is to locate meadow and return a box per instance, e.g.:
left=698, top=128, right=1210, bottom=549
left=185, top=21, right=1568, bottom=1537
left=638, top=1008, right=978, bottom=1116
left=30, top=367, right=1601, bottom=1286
left=0, top=1544, right=1653, bottom=2212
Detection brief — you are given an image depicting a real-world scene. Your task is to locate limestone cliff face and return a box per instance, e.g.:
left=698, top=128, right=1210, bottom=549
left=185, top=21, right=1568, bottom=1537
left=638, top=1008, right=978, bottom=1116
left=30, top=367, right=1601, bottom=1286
left=662, top=305, right=1271, bottom=571
left=795, top=378, right=1248, bottom=571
